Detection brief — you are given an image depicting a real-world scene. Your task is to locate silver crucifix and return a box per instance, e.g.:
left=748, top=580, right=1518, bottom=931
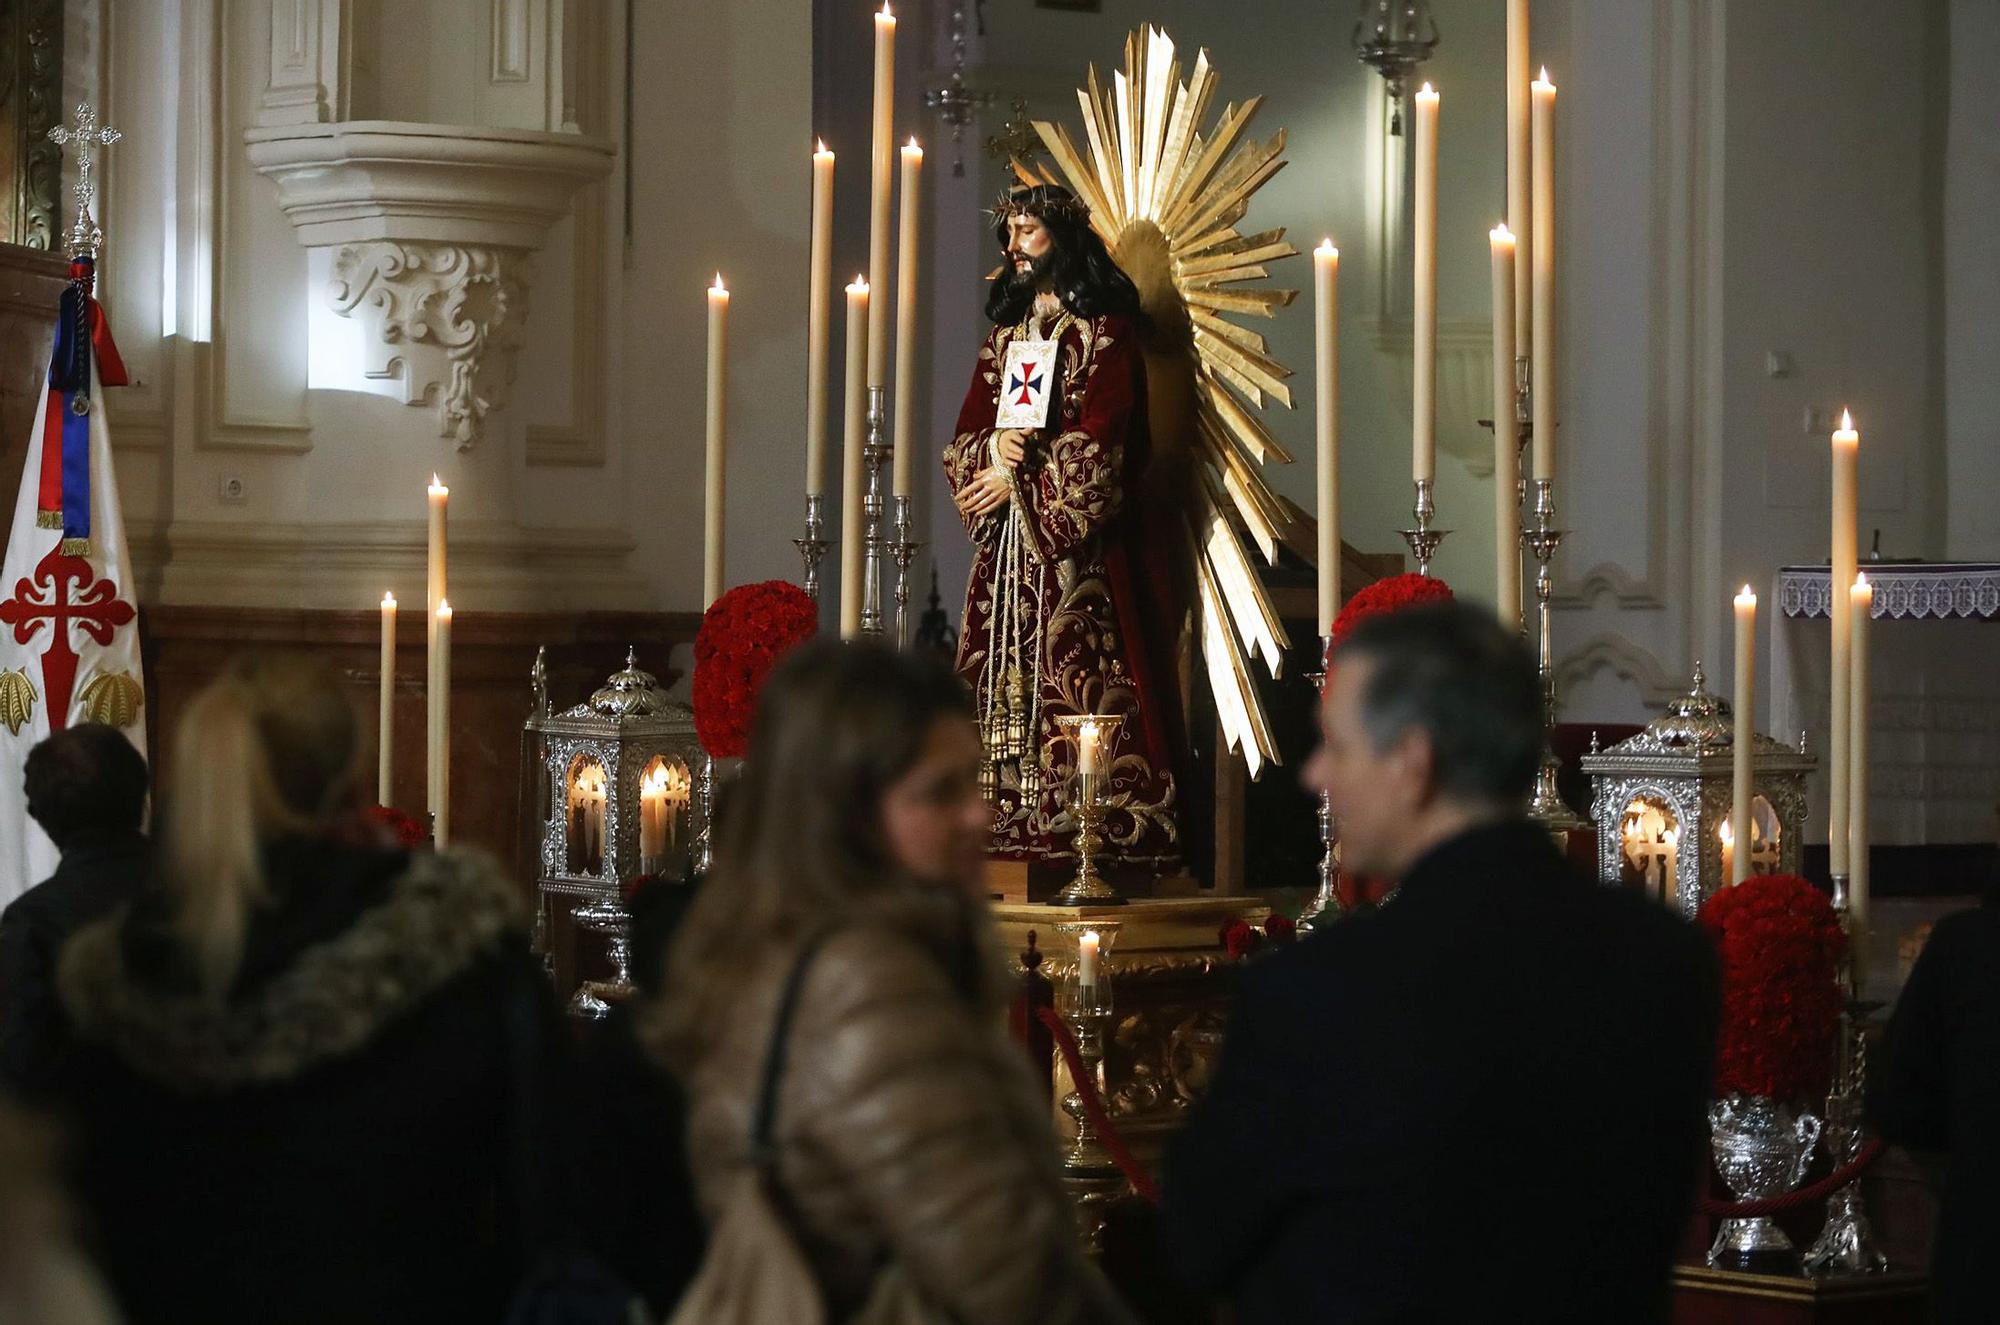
left=48, top=102, right=121, bottom=259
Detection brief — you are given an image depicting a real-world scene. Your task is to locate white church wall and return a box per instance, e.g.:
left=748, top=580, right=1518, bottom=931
left=1944, top=0, right=2000, bottom=560
left=59, top=0, right=652, bottom=612
left=623, top=0, right=812, bottom=611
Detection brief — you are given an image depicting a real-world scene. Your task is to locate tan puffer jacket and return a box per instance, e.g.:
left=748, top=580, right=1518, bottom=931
left=679, top=922, right=1132, bottom=1325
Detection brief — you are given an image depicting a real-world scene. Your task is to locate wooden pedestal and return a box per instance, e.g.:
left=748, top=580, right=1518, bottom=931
left=1670, top=1266, right=1928, bottom=1324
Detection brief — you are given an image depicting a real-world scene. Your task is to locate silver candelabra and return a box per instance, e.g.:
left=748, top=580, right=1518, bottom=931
left=862, top=387, right=889, bottom=636
left=1399, top=478, right=1449, bottom=576
left=1524, top=478, right=1584, bottom=830
left=889, top=494, right=924, bottom=648
left=794, top=493, right=830, bottom=603
left=1296, top=637, right=1343, bottom=934
left=1804, top=875, right=1889, bottom=1277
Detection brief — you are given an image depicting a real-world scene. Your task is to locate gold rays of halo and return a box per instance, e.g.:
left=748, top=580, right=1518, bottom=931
left=1017, top=25, right=1298, bottom=778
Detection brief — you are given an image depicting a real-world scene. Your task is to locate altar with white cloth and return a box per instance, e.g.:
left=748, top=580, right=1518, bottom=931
left=1772, top=563, right=2000, bottom=849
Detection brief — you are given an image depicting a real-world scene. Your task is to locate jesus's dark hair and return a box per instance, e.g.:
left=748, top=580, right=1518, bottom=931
left=985, top=184, right=1144, bottom=327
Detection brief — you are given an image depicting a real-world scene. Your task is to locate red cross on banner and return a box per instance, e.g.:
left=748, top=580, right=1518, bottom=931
left=0, top=545, right=135, bottom=731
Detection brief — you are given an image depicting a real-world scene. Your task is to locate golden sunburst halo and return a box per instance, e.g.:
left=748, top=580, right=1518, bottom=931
left=1021, top=25, right=1298, bottom=777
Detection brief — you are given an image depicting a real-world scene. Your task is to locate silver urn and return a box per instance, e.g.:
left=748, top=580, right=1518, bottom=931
left=1708, top=1093, right=1823, bottom=1271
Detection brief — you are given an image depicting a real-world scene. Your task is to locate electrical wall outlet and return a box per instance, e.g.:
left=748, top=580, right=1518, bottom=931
left=219, top=475, right=247, bottom=504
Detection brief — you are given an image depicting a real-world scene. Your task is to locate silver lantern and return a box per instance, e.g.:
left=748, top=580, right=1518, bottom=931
left=526, top=648, right=704, bottom=1017
left=1581, top=663, right=1814, bottom=920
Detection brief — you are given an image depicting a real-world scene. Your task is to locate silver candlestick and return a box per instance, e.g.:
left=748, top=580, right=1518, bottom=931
left=793, top=493, right=830, bottom=603
left=1806, top=875, right=1889, bottom=1276
left=1524, top=478, right=1584, bottom=830
left=888, top=494, right=924, bottom=648
left=691, top=752, right=717, bottom=877
left=1399, top=478, right=1450, bottom=576
left=862, top=386, right=890, bottom=636
left=1296, top=637, right=1343, bottom=934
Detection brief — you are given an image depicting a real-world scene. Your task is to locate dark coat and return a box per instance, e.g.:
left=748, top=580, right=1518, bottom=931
left=0, top=828, right=152, bottom=1096
left=1872, top=902, right=2000, bottom=1324
left=1163, top=819, right=1719, bottom=1325
left=52, top=840, right=568, bottom=1325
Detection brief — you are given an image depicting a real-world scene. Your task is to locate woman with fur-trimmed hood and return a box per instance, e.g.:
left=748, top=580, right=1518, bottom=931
left=50, top=655, right=566, bottom=1325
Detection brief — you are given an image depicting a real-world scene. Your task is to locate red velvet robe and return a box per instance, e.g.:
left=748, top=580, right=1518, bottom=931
left=944, top=310, right=1180, bottom=869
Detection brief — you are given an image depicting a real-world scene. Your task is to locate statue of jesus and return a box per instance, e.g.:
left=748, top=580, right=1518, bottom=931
left=944, top=184, right=1181, bottom=871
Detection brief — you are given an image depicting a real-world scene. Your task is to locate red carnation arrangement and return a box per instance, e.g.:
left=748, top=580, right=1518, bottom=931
left=1331, top=572, right=1456, bottom=646
left=692, top=579, right=818, bottom=758
left=363, top=804, right=428, bottom=849
left=1698, top=873, right=1845, bottom=1103
left=1219, top=915, right=1299, bottom=960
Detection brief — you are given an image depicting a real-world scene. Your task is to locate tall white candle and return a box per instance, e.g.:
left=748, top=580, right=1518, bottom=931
left=378, top=592, right=396, bottom=806
left=1530, top=69, right=1557, bottom=482
left=840, top=278, right=870, bottom=639
left=868, top=4, right=896, bottom=388
left=1313, top=239, right=1340, bottom=638
left=1506, top=0, right=1533, bottom=351
left=705, top=274, right=730, bottom=607
left=1732, top=586, right=1757, bottom=885
left=433, top=599, right=452, bottom=848
left=807, top=142, right=835, bottom=498
left=1412, top=83, right=1440, bottom=485
left=1829, top=411, right=1858, bottom=877
left=893, top=139, right=923, bottom=498
left=1490, top=226, right=1521, bottom=631
left=1849, top=573, right=1872, bottom=938
left=1078, top=928, right=1100, bottom=995
left=425, top=477, right=447, bottom=823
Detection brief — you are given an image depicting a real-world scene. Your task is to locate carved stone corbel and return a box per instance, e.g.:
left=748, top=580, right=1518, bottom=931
left=247, top=120, right=611, bottom=449
left=328, top=242, right=531, bottom=448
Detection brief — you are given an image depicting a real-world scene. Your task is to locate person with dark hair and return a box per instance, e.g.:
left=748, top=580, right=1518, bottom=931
left=0, top=723, right=151, bottom=1094
left=944, top=182, right=1180, bottom=869
left=49, top=655, right=568, bottom=1325
left=1162, top=601, right=1719, bottom=1324
left=1871, top=869, right=2000, bottom=1324
left=651, top=638, right=1131, bottom=1323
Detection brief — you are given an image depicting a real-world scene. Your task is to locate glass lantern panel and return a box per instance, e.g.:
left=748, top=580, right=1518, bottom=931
left=567, top=756, right=610, bottom=878
left=1618, top=795, right=1680, bottom=904
left=638, top=754, right=694, bottom=879
left=1747, top=794, right=1781, bottom=876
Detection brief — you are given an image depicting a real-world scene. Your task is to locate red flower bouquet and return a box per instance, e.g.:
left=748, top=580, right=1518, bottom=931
left=1331, top=572, right=1457, bottom=645
left=1218, top=915, right=1299, bottom=960
left=1698, top=873, right=1845, bottom=1103
left=692, top=579, right=818, bottom=758
left=363, top=804, right=428, bottom=849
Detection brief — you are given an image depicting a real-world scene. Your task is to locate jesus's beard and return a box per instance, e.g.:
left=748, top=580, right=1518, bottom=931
left=1002, top=250, right=1057, bottom=303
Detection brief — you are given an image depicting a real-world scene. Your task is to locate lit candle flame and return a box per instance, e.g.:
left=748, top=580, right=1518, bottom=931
left=1735, top=584, right=1756, bottom=606
left=1719, top=818, right=1734, bottom=848
left=436, top=599, right=453, bottom=621
left=1491, top=223, right=1515, bottom=244
left=1316, top=238, right=1338, bottom=258
left=1536, top=66, right=1554, bottom=86
left=815, top=137, right=828, bottom=154
left=428, top=473, right=446, bottom=493
left=878, top=2, right=892, bottom=17
left=711, top=273, right=727, bottom=294
left=1418, top=82, right=1437, bottom=98
left=1839, top=408, right=1854, bottom=432
left=382, top=591, right=396, bottom=608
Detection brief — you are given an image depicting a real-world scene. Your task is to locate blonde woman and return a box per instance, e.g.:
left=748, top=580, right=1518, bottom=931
left=53, top=654, right=564, bottom=1325
left=653, top=639, right=1132, bottom=1324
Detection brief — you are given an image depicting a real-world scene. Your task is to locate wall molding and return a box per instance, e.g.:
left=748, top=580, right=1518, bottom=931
left=1554, top=631, right=1686, bottom=710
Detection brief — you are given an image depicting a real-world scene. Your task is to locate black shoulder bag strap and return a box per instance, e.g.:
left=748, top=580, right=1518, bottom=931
left=749, top=927, right=836, bottom=1177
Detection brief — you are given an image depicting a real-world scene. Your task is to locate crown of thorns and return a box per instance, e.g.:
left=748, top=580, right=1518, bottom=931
left=989, top=186, right=1092, bottom=229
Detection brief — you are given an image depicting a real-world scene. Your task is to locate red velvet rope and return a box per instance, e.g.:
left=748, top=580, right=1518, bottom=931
left=1696, top=1137, right=1887, bottom=1218
left=1036, top=1007, right=1162, bottom=1206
